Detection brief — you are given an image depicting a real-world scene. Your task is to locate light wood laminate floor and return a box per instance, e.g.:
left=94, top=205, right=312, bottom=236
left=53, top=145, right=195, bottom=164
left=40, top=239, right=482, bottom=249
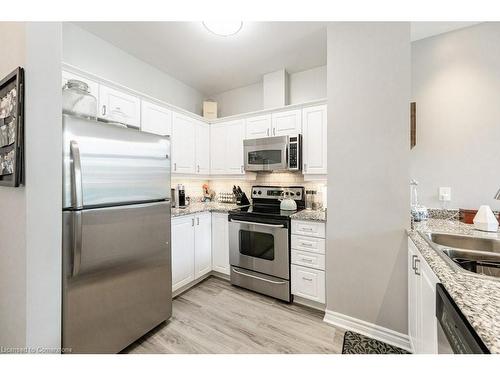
left=124, top=276, right=344, bottom=354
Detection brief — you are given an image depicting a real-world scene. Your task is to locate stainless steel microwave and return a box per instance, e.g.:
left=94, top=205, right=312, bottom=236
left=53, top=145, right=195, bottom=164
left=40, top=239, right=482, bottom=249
left=243, top=135, right=301, bottom=172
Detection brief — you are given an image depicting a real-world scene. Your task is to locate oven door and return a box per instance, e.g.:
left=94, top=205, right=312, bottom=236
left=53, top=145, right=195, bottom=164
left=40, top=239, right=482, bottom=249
left=244, top=136, right=288, bottom=172
left=229, top=218, right=289, bottom=279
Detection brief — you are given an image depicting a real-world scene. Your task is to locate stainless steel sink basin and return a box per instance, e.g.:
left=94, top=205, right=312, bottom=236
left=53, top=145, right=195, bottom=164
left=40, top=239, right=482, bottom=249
left=427, top=232, right=500, bottom=253
left=420, top=231, right=500, bottom=280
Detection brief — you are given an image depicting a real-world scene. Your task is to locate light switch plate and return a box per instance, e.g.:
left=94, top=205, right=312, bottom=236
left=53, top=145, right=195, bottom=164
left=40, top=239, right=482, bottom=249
left=439, top=187, right=451, bottom=201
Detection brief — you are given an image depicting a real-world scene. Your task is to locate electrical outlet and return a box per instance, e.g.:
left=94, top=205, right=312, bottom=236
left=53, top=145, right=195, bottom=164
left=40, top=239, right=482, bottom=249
left=439, top=187, right=451, bottom=201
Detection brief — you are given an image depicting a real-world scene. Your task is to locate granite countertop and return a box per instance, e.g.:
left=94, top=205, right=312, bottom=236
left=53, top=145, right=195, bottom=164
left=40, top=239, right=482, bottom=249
left=171, top=202, right=240, bottom=217
left=408, top=219, right=500, bottom=353
left=290, top=208, right=327, bottom=222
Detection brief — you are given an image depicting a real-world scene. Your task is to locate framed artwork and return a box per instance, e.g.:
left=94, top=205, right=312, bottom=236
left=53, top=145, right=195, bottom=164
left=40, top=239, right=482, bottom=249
left=0, top=67, right=24, bottom=187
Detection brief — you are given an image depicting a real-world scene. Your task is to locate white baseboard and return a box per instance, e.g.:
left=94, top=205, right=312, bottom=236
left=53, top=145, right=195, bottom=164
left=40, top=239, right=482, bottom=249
left=323, top=309, right=411, bottom=352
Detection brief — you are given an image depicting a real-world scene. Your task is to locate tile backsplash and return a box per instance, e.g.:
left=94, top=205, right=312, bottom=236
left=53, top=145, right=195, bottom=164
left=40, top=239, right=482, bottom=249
left=172, top=172, right=327, bottom=207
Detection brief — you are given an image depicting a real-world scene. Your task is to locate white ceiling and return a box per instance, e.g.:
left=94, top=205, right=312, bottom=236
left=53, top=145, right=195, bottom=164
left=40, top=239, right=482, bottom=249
left=410, top=22, right=480, bottom=42
left=75, top=22, right=481, bottom=96
left=75, top=22, right=328, bottom=95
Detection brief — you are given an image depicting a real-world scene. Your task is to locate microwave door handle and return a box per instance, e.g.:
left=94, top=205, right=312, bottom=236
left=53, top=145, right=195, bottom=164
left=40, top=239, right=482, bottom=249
left=70, top=140, right=83, bottom=209
left=229, top=219, right=284, bottom=228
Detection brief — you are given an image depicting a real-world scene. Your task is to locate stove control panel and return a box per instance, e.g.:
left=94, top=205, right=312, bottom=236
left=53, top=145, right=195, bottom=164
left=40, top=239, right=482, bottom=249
left=251, top=186, right=304, bottom=201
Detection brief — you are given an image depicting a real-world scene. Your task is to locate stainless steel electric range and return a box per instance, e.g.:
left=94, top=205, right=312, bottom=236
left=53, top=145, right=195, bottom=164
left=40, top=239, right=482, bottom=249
left=228, top=186, right=305, bottom=302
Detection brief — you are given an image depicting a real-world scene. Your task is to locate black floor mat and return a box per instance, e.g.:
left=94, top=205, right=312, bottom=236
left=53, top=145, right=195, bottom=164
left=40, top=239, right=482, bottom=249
left=341, top=331, right=410, bottom=354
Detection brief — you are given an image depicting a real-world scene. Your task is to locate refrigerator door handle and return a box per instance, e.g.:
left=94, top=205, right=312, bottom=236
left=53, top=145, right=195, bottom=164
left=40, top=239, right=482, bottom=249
left=70, top=140, right=84, bottom=209
left=72, top=211, right=82, bottom=276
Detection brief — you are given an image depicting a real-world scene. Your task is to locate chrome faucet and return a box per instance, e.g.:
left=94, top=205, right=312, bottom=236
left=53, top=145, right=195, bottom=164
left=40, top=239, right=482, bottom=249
left=495, top=188, right=500, bottom=200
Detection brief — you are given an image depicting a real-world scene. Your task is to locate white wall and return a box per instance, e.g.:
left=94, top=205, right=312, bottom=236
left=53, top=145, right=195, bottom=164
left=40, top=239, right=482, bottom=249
left=0, top=22, right=62, bottom=351
left=411, top=23, right=500, bottom=210
left=0, top=22, right=27, bottom=349
left=212, top=65, right=326, bottom=117
left=25, top=22, right=62, bottom=350
left=327, top=23, right=410, bottom=336
left=62, top=23, right=205, bottom=115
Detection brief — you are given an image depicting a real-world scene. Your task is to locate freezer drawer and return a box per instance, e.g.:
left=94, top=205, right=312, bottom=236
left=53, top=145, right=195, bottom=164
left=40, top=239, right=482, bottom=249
left=62, top=201, right=171, bottom=353
left=63, top=114, right=170, bottom=209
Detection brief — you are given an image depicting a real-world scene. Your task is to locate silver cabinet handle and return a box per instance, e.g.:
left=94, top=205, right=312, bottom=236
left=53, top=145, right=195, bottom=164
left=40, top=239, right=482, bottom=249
left=70, top=140, right=83, bottom=209
left=241, top=165, right=244, bottom=173
left=304, top=163, right=307, bottom=172
left=230, top=219, right=284, bottom=228
left=414, top=258, right=421, bottom=275
left=273, top=128, right=276, bottom=136
left=302, top=277, right=313, bottom=281
left=301, top=227, right=313, bottom=232
left=197, top=165, right=200, bottom=173
left=191, top=218, right=195, bottom=227
left=301, top=258, right=313, bottom=263
left=174, top=163, right=177, bottom=171
left=72, top=211, right=82, bottom=277
left=232, top=267, right=287, bottom=284
left=301, top=242, right=313, bottom=247
left=267, top=128, right=269, bottom=136
left=197, top=217, right=199, bottom=225
left=102, top=105, right=106, bottom=116
left=412, top=255, right=418, bottom=271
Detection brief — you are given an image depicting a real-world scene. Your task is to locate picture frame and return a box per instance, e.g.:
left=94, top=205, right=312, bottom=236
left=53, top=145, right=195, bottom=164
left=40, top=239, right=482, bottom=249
left=0, top=66, right=24, bottom=187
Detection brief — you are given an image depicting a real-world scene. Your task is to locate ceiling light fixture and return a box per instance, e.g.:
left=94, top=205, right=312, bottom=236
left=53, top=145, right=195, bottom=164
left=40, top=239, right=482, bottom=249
left=202, top=21, right=243, bottom=37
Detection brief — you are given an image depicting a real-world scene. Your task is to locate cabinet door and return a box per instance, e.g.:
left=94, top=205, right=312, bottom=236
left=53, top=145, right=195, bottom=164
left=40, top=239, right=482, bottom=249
left=420, top=257, right=439, bottom=354
left=172, top=215, right=195, bottom=291
left=194, top=213, right=212, bottom=279
left=272, top=109, right=302, bottom=136
left=98, top=84, right=141, bottom=127
left=245, top=114, right=272, bottom=139
left=172, top=112, right=196, bottom=174
left=302, top=105, right=327, bottom=175
left=212, top=213, right=230, bottom=275
left=408, top=240, right=420, bottom=353
left=141, top=100, right=172, bottom=136
left=210, top=123, right=227, bottom=175
left=62, top=71, right=99, bottom=100
left=225, top=119, right=246, bottom=174
left=195, top=121, right=210, bottom=174
left=291, top=264, right=325, bottom=303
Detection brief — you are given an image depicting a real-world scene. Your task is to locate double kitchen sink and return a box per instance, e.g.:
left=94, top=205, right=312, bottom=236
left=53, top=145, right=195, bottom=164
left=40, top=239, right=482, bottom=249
left=421, top=231, right=500, bottom=279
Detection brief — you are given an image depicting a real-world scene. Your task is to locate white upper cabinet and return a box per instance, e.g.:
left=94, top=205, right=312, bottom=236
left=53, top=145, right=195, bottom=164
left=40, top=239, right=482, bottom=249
left=210, top=123, right=227, bottom=175
left=62, top=71, right=99, bottom=100
left=195, top=120, right=210, bottom=175
left=272, top=109, right=302, bottom=136
left=140, top=100, right=172, bottom=136
left=210, top=119, right=245, bottom=175
left=302, top=105, right=327, bottom=175
left=172, top=112, right=196, bottom=174
left=245, top=114, right=272, bottom=139
left=98, top=84, right=141, bottom=127
left=225, top=119, right=246, bottom=174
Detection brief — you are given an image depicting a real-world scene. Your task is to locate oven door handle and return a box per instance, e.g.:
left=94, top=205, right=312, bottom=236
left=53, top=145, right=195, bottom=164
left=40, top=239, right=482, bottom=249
left=232, top=267, right=288, bottom=284
left=229, top=219, right=284, bottom=228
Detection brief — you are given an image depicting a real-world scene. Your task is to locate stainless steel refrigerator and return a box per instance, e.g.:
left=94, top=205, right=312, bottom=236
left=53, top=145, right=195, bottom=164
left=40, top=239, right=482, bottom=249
left=62, top=114, right=171, bottom=353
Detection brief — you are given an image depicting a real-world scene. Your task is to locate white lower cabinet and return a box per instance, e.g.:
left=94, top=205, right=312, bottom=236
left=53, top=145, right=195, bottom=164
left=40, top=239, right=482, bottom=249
left=408, top=237, right=439, bottom=354
left=291, top=220, right=326, bottom=304
left=291, top=265, right=325, bottom=303
left=211, top=213, right=230, bottom=275
left=171, top=213, right=212, bottom=291
left=171, top=215, right=196, bottom=291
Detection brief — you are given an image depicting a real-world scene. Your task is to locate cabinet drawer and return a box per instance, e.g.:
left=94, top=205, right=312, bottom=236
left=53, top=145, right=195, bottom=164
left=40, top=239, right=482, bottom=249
left=291, top=220, right=326, bottom=238
left=291, top=265, right=325, bottom=303
left=291, top=234, right=325, bottom=254
left=291, top=250, right=325, bottom=270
